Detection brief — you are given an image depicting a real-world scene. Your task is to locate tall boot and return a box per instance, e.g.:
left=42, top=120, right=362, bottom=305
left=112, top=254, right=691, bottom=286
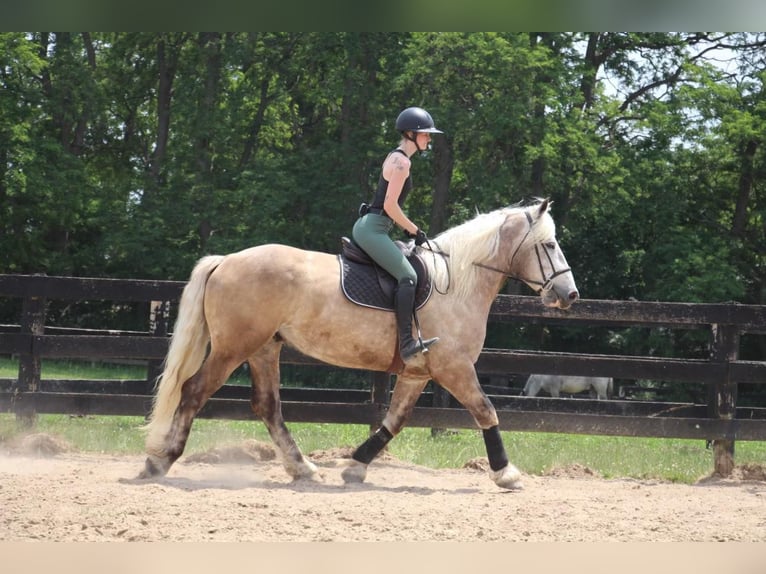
left=395, top=278, right=439, bottom=361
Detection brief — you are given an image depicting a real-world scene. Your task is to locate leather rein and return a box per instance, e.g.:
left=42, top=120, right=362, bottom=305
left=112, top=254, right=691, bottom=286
left=422, top=210, right=571, bottom=295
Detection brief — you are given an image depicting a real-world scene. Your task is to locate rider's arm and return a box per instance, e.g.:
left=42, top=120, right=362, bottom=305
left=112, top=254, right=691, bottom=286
left=382, top=153, right=418, bottom=235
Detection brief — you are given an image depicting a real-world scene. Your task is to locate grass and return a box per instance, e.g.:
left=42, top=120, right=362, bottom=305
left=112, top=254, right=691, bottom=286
left=0, top=356, right=148, bottom=380
left=1, top=357, right=765, bottom=484
left=2, top=413, right=765, bottom=484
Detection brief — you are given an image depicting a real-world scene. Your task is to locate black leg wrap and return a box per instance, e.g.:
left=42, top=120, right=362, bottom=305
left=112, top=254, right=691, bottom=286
left=352, top=426, right=394, bottom=464
left=482, top=426, right=509, bottom=471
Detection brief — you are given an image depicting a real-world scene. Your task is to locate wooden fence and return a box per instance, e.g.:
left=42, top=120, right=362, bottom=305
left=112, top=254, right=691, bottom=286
left=0, top=273, right=765, bottom=477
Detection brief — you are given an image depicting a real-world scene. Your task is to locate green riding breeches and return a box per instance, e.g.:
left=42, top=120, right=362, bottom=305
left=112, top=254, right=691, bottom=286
left=352, top=213, right=417, bottom=283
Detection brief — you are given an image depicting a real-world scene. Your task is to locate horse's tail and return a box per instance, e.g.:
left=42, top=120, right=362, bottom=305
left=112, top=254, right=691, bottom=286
left=144, top=255, right=225, bottom=456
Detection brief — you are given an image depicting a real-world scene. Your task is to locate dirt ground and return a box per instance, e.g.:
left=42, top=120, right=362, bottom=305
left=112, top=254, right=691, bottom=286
left=1, top=433, right=765, bottom=542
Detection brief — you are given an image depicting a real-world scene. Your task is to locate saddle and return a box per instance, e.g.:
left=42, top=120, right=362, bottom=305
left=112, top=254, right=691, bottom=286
left=338, top=237, right=432, bottom=311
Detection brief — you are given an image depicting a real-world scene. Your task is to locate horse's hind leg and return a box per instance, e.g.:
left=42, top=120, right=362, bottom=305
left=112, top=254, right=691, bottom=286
left=142, top=350, right=240, bottom=478
left=247, top=340, right=317, bottom=480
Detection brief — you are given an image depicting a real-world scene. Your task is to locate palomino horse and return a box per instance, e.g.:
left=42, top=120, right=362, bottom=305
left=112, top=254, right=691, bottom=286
left=138, top=198, right=578, bottom=490
left=522, top=374, right=614, bottom=400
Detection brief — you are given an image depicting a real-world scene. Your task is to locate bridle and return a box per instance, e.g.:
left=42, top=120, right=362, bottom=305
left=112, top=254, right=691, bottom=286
left=475, top=243, right=571, bottom=294
left=423, top=209, right=571, bottom=295
left=474, top=210, right=571, bottom=294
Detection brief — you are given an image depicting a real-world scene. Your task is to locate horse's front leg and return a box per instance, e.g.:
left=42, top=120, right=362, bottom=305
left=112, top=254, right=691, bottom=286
left=341, top=375, right=429, bottom=484
left=437, top=363, right=523, bottom=491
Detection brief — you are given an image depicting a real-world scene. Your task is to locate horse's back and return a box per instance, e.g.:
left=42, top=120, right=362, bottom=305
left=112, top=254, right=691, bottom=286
left=212, top=244, right=337, bottom=286
left=201, top=244, right=339, bottom=327
left=226, top=242, right=335, bottom=266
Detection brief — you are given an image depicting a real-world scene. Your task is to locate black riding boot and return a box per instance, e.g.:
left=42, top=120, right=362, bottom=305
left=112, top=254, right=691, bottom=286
left=395, top=278, right=439, bottom=361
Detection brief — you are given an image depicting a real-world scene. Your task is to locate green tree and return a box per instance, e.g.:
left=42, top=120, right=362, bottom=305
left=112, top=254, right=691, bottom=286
left=0, top=33, right=47, bottom=273
left=0, top=32, right=763, bottom=367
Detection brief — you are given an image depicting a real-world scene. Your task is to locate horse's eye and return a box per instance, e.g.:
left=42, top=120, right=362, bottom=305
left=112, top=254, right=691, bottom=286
left=545, top=242, right=556, bottom=250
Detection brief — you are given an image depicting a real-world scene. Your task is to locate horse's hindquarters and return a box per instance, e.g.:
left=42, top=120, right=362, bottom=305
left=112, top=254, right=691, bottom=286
left=208, top=245, right=403, bottom=372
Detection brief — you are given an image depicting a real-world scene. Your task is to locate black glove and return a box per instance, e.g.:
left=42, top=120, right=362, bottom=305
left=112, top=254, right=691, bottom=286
left=414, top=228, right=428, bottom=246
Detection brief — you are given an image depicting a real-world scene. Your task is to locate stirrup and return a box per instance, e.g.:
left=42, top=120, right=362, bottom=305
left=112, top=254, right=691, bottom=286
left=401, top=336, right=439, bottom=360
left=419, top=336, right=439, bottom=354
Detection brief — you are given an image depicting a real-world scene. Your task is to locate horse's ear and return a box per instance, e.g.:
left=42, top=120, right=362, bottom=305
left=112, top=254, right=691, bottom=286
left=537, top=198, right=551, bottom=216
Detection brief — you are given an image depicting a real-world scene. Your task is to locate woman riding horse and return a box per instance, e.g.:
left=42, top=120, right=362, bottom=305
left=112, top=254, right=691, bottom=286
left=352, top=106, right=442, bottom=362
left=138, top=198, right=579, bottom=490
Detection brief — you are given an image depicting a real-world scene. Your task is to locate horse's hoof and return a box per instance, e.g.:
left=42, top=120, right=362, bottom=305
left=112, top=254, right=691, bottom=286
left=292, top=469, right=324, bottom=483
left=490, top=463, right=524, bottom=490
left=286, top=456, right=318, bottom=480
left=341, top=460, right=367, bottom=483
left=137, top=456, right=167, bottom=479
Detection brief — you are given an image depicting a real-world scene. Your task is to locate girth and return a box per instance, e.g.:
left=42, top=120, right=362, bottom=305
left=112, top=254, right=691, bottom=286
left=338, top=237, right=432, bottom=311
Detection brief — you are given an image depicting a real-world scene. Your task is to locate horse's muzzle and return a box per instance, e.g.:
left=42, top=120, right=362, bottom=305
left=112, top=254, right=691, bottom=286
left=542, top=287, right=578, bottom=309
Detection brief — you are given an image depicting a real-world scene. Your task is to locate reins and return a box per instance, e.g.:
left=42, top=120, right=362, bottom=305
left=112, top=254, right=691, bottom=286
left=419, top=208, right=571, bottom=295
left=420, top=239, right=451, bottom=295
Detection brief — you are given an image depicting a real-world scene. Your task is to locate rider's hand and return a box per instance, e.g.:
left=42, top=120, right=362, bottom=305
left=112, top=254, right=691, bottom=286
left=414, top=229, right=428, bottom=246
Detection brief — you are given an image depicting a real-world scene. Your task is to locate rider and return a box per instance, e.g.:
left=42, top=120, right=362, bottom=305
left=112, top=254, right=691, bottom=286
left=352, top=106, right=443, bottom=362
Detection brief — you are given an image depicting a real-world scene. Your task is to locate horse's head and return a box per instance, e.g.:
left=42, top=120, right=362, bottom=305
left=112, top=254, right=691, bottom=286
left=502, top=199, right=579, bottom=310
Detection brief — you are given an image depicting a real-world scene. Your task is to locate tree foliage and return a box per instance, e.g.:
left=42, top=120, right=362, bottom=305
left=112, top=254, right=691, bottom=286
left=0, top=32, right=764, bottom=365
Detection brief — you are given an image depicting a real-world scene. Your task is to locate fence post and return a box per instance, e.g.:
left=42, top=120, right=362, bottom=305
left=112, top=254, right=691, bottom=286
left=14, top=294, right=46, bottom=427
left=708, top=323, right=739, bottom=477
left=147, top=300, right=171, bottom=384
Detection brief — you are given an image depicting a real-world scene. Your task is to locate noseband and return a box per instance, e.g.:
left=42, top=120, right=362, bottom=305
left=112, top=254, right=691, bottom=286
left=472, top=210, right=571, bottom=293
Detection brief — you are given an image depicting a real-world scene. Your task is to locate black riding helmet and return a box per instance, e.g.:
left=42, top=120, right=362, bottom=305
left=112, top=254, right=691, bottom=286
left=395, top=106, right=444, bottom=134
left=396, top=107, right=443, bottom=151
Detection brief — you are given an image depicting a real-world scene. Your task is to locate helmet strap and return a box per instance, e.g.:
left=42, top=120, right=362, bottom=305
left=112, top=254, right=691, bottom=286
left=403, top=131, right=425, bottom=152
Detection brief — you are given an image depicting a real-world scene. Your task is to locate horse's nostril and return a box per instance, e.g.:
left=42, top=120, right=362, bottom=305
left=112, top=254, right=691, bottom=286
left=569, top=291, right=579, bottom=301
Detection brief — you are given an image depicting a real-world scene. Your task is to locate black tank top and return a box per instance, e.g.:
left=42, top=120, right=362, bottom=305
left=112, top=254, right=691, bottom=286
left=370, top=149, right=413, bottom=217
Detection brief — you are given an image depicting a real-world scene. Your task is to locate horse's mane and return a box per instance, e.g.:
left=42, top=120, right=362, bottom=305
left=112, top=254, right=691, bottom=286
left=428, top=200, right=555, bottom=300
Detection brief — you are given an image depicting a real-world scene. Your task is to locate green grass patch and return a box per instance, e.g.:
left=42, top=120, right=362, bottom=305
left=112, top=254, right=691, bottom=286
left=0, top=356, right=147, bottom=380
left=2, top=413, right=764, bottom=484
left=383, top=427, right=766, bottom=483
left=2, top=355, right=764, bottom=484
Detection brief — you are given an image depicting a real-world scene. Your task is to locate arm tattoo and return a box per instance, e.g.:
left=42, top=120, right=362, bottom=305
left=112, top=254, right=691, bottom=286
left=392, top=155, right=407, bottom=171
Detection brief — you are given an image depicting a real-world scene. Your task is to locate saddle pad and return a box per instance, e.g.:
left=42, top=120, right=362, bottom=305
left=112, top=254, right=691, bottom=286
left=338, top=255, right=432, bottom=311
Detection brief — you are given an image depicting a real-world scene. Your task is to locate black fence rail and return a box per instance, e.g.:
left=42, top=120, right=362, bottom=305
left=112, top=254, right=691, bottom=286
left=0, top=273, right=765, bottom=477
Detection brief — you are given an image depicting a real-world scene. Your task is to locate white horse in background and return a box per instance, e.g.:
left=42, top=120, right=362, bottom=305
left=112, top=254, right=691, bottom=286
left=522, top=374, right=613, bottom=400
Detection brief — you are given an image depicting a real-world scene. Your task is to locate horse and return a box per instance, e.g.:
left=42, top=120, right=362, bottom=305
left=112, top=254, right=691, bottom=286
left=522, top=374, right=613, bottom=400
left=137, top=198, right=578, bottom=490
